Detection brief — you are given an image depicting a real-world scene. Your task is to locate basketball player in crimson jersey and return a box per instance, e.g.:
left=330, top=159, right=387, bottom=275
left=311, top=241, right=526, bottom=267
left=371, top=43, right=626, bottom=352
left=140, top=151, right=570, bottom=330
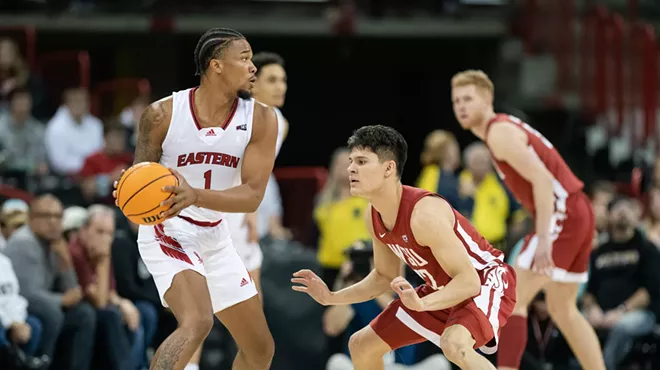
left=451, top=70, right=605, bottom=370
left=292, top=125, right=517, bottom=370
left=114, top=28, right=277, bottom=370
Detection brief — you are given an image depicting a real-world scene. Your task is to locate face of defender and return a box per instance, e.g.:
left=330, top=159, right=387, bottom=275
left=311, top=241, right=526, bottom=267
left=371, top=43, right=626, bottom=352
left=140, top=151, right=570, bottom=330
left=347, top=148, right=395, bottom=197
left=213, top=39, right=257, bottom=94
left=452, top=84, right=489, bottom=130
left=253, top=64, right=287, bottom=108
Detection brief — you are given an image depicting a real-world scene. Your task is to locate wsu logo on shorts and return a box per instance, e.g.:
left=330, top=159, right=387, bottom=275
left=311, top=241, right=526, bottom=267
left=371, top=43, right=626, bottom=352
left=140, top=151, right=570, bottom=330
left=484, top=265, right=509, bottom=291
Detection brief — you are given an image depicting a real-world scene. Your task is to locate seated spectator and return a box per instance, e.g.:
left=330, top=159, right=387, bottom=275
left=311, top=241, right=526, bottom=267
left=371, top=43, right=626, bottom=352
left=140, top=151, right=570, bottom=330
left=323, top=241, right=451, bottom=370
left=0, top=252, right=43, bottom=362
left=581, top=195, right=660, bottom=370
left=111, top=219, right=160, bottom=370
left=457, top=142, right=522, bottom=250
left=3, top=194, right=95, bottom=370
left=0, top=199, right=28, bottom=251
left=62, top=205, right=89, bottom=243
left=70, top=204, right=142, bottom=370
left=0, top=88, right=48, bottom=184
left=45, top=88, right=103, bottom=176
left=0, top=38, right=46, bottom=119
left=590, top=180, right=616, bottom=245
left=118, top=94, right=149, bottom=151
left=415, top=130, right=465, bottom=210
left=78, top=123, right=133, bottom=205
left=520, top=293, right=573, bottom=370
left=643, top=187, right=660, bottom=247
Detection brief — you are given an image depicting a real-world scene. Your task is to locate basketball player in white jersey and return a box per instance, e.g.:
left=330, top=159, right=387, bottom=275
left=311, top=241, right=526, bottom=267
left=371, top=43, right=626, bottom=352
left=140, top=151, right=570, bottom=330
left=225, top=51, right=289, bottom=296
left=116, top=28, right=277, bottom=370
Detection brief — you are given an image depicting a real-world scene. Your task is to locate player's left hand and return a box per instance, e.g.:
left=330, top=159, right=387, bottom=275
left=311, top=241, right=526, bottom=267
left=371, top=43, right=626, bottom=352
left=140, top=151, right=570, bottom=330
left=532, top=236, right=555, bottom=276
left=391, top=276, right=425, bottom=312
left=112, top=169, right=127, bottom=206
left=160, top=168, right=198, bottom=219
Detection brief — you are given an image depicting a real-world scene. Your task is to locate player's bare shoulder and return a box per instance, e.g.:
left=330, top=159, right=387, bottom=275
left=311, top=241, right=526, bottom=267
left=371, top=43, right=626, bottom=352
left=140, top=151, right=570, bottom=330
left=485, top=120, right=527, bottom=160
left=410, top=195, right=455, bottom=244
left=134, top=96, right=173, bottom=164
left=251, top=100, right=278, bottom=142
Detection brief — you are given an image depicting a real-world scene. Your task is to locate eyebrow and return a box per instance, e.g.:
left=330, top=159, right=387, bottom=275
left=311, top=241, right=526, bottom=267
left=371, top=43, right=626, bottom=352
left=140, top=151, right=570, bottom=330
left=240, top=49, right=251, bottom=54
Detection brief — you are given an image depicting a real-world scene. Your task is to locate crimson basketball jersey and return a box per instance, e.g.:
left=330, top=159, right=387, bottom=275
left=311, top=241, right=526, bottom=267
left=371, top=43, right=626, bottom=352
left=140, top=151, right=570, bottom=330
left=371, top=186, right=506, bottom=291
left=485, top=114, right=584, bottom=215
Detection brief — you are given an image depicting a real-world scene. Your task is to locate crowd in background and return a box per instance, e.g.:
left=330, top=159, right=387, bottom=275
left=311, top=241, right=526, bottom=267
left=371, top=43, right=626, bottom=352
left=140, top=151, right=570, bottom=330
left=1, top=30, right=660, bottom=370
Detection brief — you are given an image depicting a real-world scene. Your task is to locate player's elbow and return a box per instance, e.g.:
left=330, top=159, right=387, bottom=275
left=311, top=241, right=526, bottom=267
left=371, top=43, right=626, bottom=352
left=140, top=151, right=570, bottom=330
left=462, top=270, right=482, bottom=297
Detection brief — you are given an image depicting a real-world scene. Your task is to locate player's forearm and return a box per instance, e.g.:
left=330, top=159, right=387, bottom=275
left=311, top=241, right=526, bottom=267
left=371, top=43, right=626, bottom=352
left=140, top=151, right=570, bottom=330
left=532, top=177, right=555, bottom=240
left=419, top=271, right=480, bottom=311
left=194, top=184, right=263, bottom=213
left=328, top=270, right=391, bottom=305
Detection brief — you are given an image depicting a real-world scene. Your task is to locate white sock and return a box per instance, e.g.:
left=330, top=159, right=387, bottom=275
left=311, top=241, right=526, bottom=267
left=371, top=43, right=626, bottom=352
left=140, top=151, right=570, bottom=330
left=184, top=364, right=199, bottom=370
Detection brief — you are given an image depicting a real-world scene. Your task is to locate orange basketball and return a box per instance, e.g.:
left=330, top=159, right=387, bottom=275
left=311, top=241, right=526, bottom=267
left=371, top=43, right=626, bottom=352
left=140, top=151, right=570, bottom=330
left=116, top=162, right=179, bottom=225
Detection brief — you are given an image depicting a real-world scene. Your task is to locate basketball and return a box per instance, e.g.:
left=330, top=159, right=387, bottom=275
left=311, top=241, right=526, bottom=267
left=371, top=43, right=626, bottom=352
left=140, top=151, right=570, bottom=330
left=116, top=162, right=179, bottom=225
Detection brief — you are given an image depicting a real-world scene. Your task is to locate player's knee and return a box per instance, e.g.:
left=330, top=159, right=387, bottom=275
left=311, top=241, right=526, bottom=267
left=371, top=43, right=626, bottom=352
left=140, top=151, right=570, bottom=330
left=179, top=313, right=214, bottom=339
left=439, top=327, right=473, bottom=364
left=348, top=329, right=387, bottom=360
left=244, top=331, right=274, bottom=368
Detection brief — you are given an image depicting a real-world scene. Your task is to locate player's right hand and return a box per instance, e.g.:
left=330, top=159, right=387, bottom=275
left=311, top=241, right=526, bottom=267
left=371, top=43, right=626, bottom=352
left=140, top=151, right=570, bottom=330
left=532, top=236, right=555, bottom=276
left=291, top=269, right=332, bottom=306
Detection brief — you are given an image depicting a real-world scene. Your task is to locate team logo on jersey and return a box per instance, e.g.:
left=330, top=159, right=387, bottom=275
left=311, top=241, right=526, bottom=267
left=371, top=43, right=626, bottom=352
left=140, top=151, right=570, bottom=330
left=177, top=152, right=241, bottom=169
left=402, top=235, right=408, bottom=243
left=236, top=124, right=247, bottom=131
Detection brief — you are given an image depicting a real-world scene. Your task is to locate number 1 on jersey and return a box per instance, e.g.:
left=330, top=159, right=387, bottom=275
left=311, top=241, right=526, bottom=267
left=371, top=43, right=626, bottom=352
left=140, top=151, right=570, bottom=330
left=203, top=170, right=212, bottom=189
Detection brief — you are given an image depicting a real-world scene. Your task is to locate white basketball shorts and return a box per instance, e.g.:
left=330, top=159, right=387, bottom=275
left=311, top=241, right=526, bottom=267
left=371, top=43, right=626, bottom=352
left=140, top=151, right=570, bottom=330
left=224, top=212, right=264, bottom=272
left=137, top=215, right=257, bottom=313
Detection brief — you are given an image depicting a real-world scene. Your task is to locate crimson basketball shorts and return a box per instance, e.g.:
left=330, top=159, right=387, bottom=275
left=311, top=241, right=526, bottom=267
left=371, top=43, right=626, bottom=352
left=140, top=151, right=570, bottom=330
left=515, top=191, right=594, bottom=283
left=371, top=264, right=516, bottom=354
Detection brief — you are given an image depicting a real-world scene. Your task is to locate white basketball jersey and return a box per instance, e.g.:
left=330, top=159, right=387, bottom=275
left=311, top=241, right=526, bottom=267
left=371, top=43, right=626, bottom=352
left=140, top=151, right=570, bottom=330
left=273, top=106, right=286, bottom=157
left=160, top=87, right=255, bottom=223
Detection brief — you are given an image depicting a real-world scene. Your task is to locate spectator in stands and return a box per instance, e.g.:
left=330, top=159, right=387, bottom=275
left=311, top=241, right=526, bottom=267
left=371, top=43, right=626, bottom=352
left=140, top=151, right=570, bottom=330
left=45, top=88, right=103, bottom=176
left=111, top=219, right=159, bottom=370
left=79, top=123, right=133, bottom=205
left=3, top=194, right=95, bottom=370
left=0, top=88, right=48, bottom=178
left=0, top=38, right=46, bottom=119
left=119, top=95, right=149, bottom=151
left=0, top=199, right=28, bottom=251
left=314, top=147, right=370, bottom=359
left=62, top=205, right=88, bottom=243
left=590, top=180, right=616, bottom=246
left=643, top=187, right=660, bottom=247
left=521, top=293, right=573, bottom=370
left=415, top=130, right=464, bottom=209
left=0, top=251, right=43, bottom=360
left=70, top=205, right=143, bottom=370
left=457, top=142, right=522, bottom=250
left=581, top=195, right=660, bottom=370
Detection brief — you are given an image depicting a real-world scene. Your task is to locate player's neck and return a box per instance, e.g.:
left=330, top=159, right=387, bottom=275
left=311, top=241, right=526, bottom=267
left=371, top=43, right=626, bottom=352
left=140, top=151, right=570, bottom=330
left=470, top=110, right=497, bottom=140
left=195, top=84, right=236, bottom=121
left=370, top=181, right=403, bottom=230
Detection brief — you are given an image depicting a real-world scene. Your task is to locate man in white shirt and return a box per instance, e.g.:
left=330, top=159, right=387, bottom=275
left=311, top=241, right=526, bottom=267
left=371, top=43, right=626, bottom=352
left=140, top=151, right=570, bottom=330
left=44, top=88, right=104, bottom=176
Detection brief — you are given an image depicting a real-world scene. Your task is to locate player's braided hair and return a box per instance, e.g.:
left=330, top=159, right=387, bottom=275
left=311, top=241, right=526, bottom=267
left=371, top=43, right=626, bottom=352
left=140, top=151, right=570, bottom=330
left=194, top=28, right=245, bottom=76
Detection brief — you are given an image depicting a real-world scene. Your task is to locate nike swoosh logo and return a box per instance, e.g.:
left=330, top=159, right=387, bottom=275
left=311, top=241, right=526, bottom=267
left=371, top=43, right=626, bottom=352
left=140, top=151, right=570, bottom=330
left=379, top=233, right=386, bottom=238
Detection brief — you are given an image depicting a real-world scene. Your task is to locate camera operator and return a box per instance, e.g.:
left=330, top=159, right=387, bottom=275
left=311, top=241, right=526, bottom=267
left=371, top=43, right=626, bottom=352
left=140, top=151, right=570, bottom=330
left=323, top=240, right=450, bottom=370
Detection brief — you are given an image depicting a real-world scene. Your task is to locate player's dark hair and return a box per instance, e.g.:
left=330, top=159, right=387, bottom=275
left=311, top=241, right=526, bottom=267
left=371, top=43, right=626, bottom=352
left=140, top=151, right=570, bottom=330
left=252, top=52, right=285, bottom=77
left=347, top=125, right=408, bottom=178
left=194, top=28, right=245, bottom=76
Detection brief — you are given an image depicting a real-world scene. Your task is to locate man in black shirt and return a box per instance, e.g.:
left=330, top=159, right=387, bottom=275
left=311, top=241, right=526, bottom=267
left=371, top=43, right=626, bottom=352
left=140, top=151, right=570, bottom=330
left=581, top=196, right=660, bottom=370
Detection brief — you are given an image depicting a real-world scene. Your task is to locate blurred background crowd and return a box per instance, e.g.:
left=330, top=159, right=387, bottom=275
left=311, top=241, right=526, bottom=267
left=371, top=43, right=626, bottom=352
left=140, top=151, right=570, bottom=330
left=1, top=0, right=660, bottom=369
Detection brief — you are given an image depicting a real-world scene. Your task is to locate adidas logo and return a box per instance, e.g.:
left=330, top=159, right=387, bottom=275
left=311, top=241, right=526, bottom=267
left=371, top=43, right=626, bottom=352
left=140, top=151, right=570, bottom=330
left=240, top=278, right=249, bottom=287
left=205, top=129, right=216, bottom=137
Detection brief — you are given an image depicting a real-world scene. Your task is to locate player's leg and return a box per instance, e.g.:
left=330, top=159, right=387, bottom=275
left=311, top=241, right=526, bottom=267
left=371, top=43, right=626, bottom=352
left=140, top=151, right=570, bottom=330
left=214, top=295, right=274, bottom=370
left=150, top=270, right=214, bottom=370
left=203, top=243, right=273, bottom=370
left=250, top=267, right=262, bottom=299
left=439, top=324, right=495, bottom=370
left=348, top=325, right=392, bottom=370
left=544, top=281, right=605, bottom=370
left=498, top=235, right=552, bottom=370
